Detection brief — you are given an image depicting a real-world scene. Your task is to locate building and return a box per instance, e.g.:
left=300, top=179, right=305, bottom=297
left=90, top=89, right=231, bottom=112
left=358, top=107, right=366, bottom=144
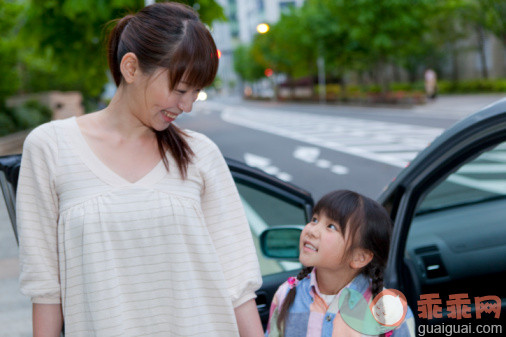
left=212, top=0, right=305, bottom=94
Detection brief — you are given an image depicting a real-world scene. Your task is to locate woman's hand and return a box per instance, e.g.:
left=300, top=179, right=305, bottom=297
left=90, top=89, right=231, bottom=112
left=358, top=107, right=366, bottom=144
left=33, top=303, right=63, bottom=337
left=234, top=299, right=264, bottom=337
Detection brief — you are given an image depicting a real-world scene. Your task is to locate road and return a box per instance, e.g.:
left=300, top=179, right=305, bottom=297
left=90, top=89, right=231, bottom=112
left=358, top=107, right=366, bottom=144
left=177, top=98, right=465, bottom=201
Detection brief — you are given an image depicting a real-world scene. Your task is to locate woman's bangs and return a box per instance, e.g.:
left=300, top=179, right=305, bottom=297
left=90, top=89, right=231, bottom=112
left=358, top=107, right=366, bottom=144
left=168, top=20, right=218, bottom=90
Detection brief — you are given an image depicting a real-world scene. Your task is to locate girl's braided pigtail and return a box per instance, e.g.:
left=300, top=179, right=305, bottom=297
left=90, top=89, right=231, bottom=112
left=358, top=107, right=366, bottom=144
left=368, top=262, right=386, bottom=337
left=276, top=266, right=313, bottom=334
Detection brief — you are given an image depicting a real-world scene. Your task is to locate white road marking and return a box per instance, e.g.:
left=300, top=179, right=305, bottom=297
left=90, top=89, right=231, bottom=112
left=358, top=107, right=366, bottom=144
left=293, top=146, right=321, bottom=163
left=276, top=172, right=293, bottom=182
left=231, top=108, right=506, bottom=196
left=331, top=165, right=349, bottom=175
left=457, top=164, right=506, bottom=174
left=448, top=175, right=506, bottom=194
left=264, top=166, right=280, bottom=175
left=243, top=152, right=292, bottom=182
left=316, top=159, right=331, bottom=169
left=244, top=153, right=271, bottom=169
left=293, top=146, right=349, bottom=175
left=223, top=107, right=444, bottom=168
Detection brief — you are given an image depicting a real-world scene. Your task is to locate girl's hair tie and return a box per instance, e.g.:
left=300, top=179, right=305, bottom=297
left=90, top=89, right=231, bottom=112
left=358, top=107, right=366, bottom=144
left=287, top=276, right=299, bottom=289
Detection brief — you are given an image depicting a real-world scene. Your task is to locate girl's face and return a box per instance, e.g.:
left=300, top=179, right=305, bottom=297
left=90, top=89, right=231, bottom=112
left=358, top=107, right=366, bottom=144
left=299, top=212, right=352, bottom=272
left=131, top=67, right=201, bottom=131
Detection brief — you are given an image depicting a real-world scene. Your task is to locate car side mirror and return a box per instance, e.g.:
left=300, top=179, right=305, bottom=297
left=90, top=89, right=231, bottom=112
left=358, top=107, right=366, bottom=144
left=259, top=226, right=303, bottom=261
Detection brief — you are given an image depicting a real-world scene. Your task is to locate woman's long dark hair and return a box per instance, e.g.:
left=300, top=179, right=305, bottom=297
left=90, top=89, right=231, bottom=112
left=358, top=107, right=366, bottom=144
left=106, top=2, right=219, bottom=178
left=277, top=190, right=393, bottom=336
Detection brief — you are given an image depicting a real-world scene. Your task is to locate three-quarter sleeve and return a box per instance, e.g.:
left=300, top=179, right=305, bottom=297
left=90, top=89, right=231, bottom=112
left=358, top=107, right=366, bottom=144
left=17, top=123, right=61, bottom=304
left=196, top=134, right=262, bottom=308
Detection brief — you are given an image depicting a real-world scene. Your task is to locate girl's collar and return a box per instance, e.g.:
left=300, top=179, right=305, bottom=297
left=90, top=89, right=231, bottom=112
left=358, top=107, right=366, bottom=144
left=309, top=268, right=370, bottom=298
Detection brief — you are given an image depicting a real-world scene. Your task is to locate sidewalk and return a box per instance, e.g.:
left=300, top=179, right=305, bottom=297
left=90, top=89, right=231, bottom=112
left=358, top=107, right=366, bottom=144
left=207, top=93, right=506, bottom=121
left=411, top=93, right=506, bottom=119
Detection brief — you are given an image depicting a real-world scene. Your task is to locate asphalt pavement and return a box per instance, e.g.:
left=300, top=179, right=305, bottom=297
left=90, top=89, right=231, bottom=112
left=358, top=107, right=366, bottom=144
left=0, top=93, right=504, bottom=336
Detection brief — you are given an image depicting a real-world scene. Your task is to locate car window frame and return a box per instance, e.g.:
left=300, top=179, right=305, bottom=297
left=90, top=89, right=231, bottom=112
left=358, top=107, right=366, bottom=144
left=381, top=103, right=506, bottom=288
left=384, top=121, right=506, bottom=331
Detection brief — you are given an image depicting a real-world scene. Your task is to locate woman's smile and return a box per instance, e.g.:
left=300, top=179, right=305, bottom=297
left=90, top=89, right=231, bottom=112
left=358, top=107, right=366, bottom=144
left=161, top=109, right=179, bottom=122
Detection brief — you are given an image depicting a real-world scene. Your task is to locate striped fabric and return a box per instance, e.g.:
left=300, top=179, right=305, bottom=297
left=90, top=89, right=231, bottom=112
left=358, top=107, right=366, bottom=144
left=265, top=269, right=415, bottom=337
left=17, top=117, right=261, bottom=336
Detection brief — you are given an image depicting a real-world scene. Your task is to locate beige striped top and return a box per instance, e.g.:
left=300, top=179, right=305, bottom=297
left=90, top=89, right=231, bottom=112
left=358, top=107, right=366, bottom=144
left=17, top=117, right=262, bottom=336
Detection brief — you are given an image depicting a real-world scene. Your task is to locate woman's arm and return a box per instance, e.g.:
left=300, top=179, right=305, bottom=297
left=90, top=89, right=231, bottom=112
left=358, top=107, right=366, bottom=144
left=235, top=299, right=264, bottom=337
left=33, top=303, right=63, bottom=337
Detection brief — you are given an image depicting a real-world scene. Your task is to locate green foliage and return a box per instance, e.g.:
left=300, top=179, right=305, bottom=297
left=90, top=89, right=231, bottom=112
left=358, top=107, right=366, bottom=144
left=6, top=0, right=224, bottom=102
left=0, top=105, right=17, bottom=136
left=233, top=44, right=265, bottom=82
left=0, top=100, right=52, bottom=136
left=175, top=0, right=226, bottom=24
left=477, top=0, right=506, bottom=45
left=240, top=0, right=505, bottom=93
left=9, top=100, right=52, bottom=130
left=438, top=79, right=506, bottom=93
left=0, top=0, right=24, bottom=104
left=242, top=0, right=436, bottom=86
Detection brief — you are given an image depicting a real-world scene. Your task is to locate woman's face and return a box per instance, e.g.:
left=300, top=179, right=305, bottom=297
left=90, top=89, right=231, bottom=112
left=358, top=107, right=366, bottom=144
left=132, top=67, right=201, bottom=131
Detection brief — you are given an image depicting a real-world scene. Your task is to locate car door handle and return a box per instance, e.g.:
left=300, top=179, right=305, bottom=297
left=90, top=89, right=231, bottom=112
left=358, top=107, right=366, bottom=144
left=256, top=293, right=268, bottom=312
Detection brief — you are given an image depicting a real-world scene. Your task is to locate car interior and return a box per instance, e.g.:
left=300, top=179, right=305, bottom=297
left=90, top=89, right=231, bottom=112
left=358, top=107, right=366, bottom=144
left=402, top=141, right=506, bottom=328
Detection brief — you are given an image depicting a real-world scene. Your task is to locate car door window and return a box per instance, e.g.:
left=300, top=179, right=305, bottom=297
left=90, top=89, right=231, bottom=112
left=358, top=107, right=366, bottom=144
left=235, top=180, right=305, bottom=276
left=404, top=141, right=506, bottom=317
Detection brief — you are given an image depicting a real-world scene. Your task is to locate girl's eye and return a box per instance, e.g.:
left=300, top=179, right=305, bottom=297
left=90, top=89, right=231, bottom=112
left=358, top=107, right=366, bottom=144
left=311, top=217, right=318, bottom=223
left=328, top=224, right=338, bottom=231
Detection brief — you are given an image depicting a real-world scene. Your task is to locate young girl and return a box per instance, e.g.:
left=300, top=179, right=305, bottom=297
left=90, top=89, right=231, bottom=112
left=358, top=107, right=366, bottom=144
left=17, top=2, right=262, bottom=336
left=265, top=190, right=415, bottom=337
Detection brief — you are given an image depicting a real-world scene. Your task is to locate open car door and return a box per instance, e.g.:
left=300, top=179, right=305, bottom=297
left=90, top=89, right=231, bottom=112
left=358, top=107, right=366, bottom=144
left=379, top=98, right=506, bottom=331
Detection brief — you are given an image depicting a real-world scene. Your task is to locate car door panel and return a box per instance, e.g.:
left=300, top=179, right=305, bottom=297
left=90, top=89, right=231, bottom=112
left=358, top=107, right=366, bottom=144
left=0, top=154, right=21, bottom=244
left=380, top=99, right=506, bottom=329
left=226, top=157, right=314, bottom=328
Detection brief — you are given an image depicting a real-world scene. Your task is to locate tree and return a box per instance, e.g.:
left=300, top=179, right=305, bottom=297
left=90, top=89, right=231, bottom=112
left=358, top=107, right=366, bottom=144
left=233, top=44, right=265, bottom=82
left=0, top=0, right=24, bottom=104
left=477, top=0, right=506, bottom=46
left=16, top=0, right=225, bottom=99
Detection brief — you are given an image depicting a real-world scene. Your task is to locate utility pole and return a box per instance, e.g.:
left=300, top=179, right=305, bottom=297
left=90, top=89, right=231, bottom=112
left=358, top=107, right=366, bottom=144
left=317, top=46, right=326, bottom=104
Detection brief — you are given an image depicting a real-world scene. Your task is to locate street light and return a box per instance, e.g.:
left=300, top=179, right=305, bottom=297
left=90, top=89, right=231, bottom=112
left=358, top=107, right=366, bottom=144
left=256, top=23, right=270, bottom=34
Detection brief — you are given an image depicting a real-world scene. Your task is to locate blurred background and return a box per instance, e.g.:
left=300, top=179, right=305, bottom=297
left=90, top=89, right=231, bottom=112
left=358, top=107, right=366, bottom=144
left=0, top=0, right=505, bottom=132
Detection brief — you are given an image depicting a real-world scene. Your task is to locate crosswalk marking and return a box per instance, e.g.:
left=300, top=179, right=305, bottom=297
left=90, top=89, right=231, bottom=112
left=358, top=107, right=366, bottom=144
left=222, top=107, right=444, bottom=168
left=223, top=107, right=506, bottom=196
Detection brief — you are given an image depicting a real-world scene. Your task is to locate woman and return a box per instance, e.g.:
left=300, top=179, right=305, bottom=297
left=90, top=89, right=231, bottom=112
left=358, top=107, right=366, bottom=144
left=17, top=2, right=263, bottom=336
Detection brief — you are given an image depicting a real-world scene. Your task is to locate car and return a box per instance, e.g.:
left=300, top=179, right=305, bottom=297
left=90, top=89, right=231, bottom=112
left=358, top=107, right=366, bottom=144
left=1, top=98, right=506, bottom=334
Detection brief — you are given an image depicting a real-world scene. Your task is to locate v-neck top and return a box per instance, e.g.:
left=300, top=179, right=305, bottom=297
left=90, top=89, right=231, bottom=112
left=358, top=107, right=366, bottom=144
left=17, top=117, right=262, bottom=337
left=71, top=117, right=168, bottom=186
